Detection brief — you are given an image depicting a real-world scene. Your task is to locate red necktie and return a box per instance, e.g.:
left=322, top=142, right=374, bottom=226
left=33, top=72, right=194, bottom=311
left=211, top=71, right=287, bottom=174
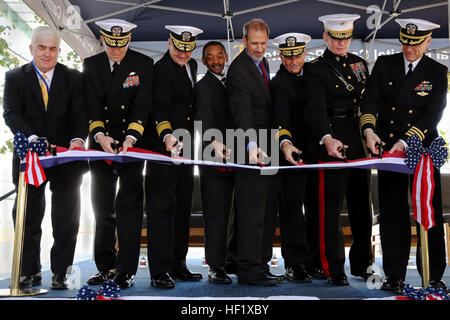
left=259, top=61, right=269, bottom=88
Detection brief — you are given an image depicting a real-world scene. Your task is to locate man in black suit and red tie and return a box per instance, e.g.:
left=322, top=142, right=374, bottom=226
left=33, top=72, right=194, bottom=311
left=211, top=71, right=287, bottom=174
left=360, top=18, right=448, bottom=293
left=227, top=19, right=282, bottom=286
left=194, top=41, right=234, bottom=284
left=83, top=19, right=154, bottom=288
left=143, top=25, right=203, bottom=289
left=3, top=26, right=88, bottom=290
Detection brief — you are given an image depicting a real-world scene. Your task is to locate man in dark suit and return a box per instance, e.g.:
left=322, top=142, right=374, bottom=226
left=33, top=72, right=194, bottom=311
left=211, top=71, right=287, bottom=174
left=144, top=25, right=203, bottom=289
left=3, top=26, right=87, bottom=290
left=303, top=14, right=373, bottom=286
left=271, top=32, right=313, bottom=283
left=194, top=41, right=234, bottom=284
left=83, top=19, right=154, bottom=288
left=227, top=19, right=281, bottom=286
left=360, top=18, right=448, bottom=293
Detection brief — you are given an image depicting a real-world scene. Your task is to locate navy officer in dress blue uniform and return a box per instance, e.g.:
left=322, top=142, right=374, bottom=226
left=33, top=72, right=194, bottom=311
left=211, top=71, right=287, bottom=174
left=143, top=25, right=203, bottom=289
left=360, top=18, right=448, bottom=293
left=303, top=14, right=374, bottom=286
left=271, top=32, right=314, bottom=283
left=84, top=19, right=154, bottom=288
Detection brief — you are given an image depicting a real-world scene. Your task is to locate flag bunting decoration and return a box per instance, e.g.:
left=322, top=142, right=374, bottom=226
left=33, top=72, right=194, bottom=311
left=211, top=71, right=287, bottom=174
left=403, top=284, right=450, bottom=300
left=77, top=280, right=121, bottom=300
left=13, top=131, right=48, bottom=187
left=405, top=135, right=448, bottom=231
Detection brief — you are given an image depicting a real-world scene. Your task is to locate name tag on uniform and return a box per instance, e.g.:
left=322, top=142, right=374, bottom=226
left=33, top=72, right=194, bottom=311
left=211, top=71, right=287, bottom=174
left=414, top=80, right=432, bottom=96
left=123, top=72, right=140, bottom=88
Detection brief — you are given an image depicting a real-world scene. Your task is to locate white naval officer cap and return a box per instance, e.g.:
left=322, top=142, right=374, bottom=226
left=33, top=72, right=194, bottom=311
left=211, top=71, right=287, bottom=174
left=395, top=18, right=440, bottom=46
left=96, top=18, right=137, bottom=47
left=319, top=14, right=360, bottom=40
left=165, top=25, right=203, bottom=52
left=272, top=33, right=311, bottom=56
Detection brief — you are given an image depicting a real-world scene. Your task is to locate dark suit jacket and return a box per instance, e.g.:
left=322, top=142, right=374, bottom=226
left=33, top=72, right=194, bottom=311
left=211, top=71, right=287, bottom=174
left=360, top=52, right=447, bottom=149
left=271, top=64, right=308, bottom=152
left=83, top=49, right=154, bottom=149
left=227, top=50, right=272, bottom=132
left=143, top=51, right=197, bottom=155
left=3, top=62, right=87, bottom=147
left=194, top=70, right=233, bottom=175
left=227, top=51, right=272, bottom=164
left=3, top=62, right=88, bottom=177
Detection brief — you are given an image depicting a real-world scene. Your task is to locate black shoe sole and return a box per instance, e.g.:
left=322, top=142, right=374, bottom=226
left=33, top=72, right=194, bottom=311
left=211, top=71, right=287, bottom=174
left=238, top=279, right=278, bottom=286
left=208, top=276, right=232, bottom=284
left=151, top=281, right=175, bottom=289
left=286, top=276, right=313, bottom=283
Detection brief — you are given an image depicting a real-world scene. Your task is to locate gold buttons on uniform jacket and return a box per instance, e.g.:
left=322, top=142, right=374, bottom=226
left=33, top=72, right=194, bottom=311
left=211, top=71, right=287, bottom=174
left=106, top=132, right=109, bottom=136
left=409, top=109, right=413, bottom=114
left=122, top=130, right=126, bottom=134
left=388, top=81, right=393, bottom=86
left=187, top=117, right=190, bottom=121
left=353, top=99, right=357, bottom=103
left=104, top=106, right=108, bottom=110
left=123, top=119, right=126, bottom=123
left=105, top=119, right=109, bottom=123
left=347, top=75, right=351, bottom=80
left=121, top=105, right=125, bottom=110
left=392, top=107, right=396, bottom=111
left=407, top=123, right=411, bottom=127
left=336, top=84, right=339, bottom=88
left=343, top=63, right=346, bottom=67
left=389, top=133, right=394, bottom=138
left=390, top=120, right=394, bottom=124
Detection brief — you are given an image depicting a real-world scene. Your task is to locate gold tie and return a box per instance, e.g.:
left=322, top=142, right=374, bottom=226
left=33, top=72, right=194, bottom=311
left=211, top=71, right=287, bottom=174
left=40, top=74, right=48, bottom=110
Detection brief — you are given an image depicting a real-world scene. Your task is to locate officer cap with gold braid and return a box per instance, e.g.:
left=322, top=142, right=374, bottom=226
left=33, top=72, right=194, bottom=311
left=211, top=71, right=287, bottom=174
left=272, top=32, right=311, bottom=57
left=165, top=25, right=203, bottom=52
left=319, top=14, right=360, bottom=40
left=96, top=19, right=137, bottom=48
left=395, top=18, right=440, bottom=46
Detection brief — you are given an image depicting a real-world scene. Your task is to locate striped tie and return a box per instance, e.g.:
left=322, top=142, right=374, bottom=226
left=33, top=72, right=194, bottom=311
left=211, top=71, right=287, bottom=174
left=40, top=73, right=48, bottom=110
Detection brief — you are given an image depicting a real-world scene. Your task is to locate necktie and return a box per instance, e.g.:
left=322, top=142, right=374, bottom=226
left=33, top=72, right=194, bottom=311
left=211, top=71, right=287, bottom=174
left=40, top=73, right=48, bottom=110
left=112, top=62, right=119, bottom=77
left=406, top=62, right=413, bottom=79
left=221, top=77, right=226, bottom=87
left=259, top=61, right=270, bottom=88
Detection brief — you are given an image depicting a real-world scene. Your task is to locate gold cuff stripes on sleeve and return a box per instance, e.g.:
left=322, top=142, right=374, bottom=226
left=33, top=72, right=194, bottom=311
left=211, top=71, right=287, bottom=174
left=405, top=126, right=425, bottom=141
left=359, top=114, right=376, bottom=128
left=127, top=122, right=144, bottom=135
left=275, top=129, right=292, bottom=140
left=156, top=121, right=172, bottom=137
left=89, top=121, right=105, bottom=132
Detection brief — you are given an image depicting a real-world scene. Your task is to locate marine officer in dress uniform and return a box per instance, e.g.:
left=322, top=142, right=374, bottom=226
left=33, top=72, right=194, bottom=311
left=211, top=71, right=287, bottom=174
left=143, top=25, right=203, bottom=289
left=84, top=19, right=154, bottom=288
left=194, top=41, right=234, bottom=284
left=360, top=18, right=448, bottom=293
left=271, top=32, right=313, bottom=283
left=303, top=14, right=374, bottom=285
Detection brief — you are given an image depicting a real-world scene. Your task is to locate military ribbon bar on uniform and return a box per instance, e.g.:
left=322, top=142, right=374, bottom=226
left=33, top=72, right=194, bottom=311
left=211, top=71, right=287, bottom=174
left=405, top=134, right=448, bottom=231
left=13, top=131, right=47, bottom=187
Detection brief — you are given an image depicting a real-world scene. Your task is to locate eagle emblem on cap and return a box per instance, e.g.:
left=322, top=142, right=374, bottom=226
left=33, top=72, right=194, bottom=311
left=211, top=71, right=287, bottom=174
left=286, top=36, right=296, bottom=47
left=406, top=23, right=417, bottom=35
left=181, top=31, right=192, bottom=41
left=112, top=26, right=123, bottom=37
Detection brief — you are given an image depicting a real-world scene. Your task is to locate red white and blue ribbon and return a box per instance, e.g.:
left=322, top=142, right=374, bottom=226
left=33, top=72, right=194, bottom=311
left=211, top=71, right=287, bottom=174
left=403, top=284, right=450, bottom=300
left=405, top=135, right=448, bottom=231
left=13, top=132, right=48, bottom=187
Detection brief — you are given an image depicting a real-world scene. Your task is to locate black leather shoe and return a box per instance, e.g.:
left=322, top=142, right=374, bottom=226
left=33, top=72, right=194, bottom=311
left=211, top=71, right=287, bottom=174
left=381, top=276, right=405, bottom=294
left=307, top=267, right=327, bottom=280
left=327, top=274, right=350, bottom=286
left=151, top=273, right=175, bottom=289
left=20, top=273, right=42, bottom=288
left=51, top=273, right=69, bottom=290
left=430, top=279, right=447, bottom=291
left=208, top=267, right=232, bottom=284
left=87, top=269, right=117, bottom=285
left=238, top=273, right=279, bottom=286
left=170, top=268, right=203, bottom=282
left=224, top=262, right=238, bottom=275
left=265, top=271, right=286, bottom=283
left=113, top=272, right=134, bottom=289
left=285, top=266, right=312, bottom=283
